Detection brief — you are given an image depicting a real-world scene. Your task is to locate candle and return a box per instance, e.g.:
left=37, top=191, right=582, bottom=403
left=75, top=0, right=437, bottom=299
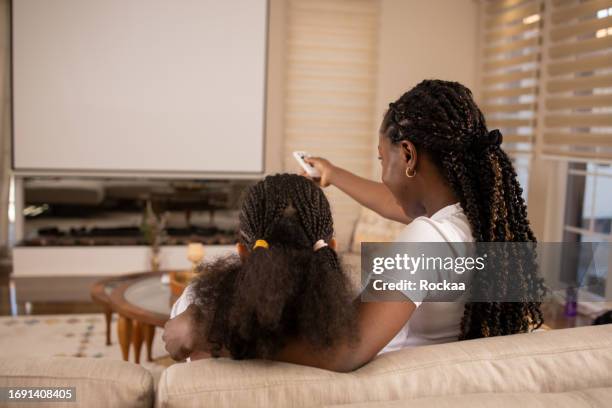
left=187, top=243, right=205, bottom=265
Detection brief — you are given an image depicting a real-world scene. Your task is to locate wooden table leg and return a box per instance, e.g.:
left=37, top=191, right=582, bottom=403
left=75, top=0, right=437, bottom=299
left=117, top=315, right=132, bottom=361
left=132, top=321, right=144, bottom=364
left=104, top=307, right=113, bottom=346
left=143, top=324, right=155, bottom=362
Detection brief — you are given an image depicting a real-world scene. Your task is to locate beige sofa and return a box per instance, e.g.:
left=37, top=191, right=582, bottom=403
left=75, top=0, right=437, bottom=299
left=0, top=356, right=154, bottom=407
left=1, top=324, right=611, bottom=408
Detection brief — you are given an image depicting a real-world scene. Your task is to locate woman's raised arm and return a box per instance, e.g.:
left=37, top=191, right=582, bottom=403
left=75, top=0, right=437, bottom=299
left=304, top=157, right=411, bottom=225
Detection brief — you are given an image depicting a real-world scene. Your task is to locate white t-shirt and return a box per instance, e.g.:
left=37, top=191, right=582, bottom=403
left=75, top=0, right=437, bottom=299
left=170, top=285, right=194, bottom=319
left=170, top=285, right=196, bottom=362
left=379, top=202, right=473, bottom=353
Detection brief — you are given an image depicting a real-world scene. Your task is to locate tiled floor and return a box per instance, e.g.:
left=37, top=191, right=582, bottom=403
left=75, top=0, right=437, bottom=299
left=0, top=262, right=102, bottom=316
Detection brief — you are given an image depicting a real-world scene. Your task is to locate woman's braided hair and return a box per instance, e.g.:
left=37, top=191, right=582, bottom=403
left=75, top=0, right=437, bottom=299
left=191, top=174, right=357, bottom=358
left=383, top=79, right=545, bottom=339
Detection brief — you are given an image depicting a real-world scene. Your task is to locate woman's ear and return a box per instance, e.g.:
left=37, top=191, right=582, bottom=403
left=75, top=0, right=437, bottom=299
left=400, top=140, right=417, bottom=170
left=236, top=243, right=249, bottom=263
left=329, top=238, right=337, bottom=250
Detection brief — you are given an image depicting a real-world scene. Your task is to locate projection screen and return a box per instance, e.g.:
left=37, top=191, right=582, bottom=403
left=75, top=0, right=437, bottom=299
left=12, top=0, right=268, bottom=176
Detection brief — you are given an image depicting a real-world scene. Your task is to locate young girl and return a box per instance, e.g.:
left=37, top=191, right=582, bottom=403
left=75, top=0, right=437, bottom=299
left=163, top=174, right=358, bottom=361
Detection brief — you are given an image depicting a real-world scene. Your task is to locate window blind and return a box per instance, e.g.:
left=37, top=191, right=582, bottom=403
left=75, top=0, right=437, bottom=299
left=283, top=0, right=380, bottom=248
left=479, top=0, right=545, bottom=156
left=541, top=0, right=612, bottom=162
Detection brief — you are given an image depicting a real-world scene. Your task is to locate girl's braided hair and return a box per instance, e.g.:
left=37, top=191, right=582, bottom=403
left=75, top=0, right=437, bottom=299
left=383, top=79, right=545, bottom=339
left=191, top=174, right=357, bottom=358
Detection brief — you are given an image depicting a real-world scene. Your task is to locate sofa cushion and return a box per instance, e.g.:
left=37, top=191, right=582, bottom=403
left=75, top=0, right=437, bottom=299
left=0, top=357, right=154, bottom=408
left=323, top=387, right=612, bottom=408
left=349, top=208, right=406, bottom=254
left=156, top=324, right=612, bottom=408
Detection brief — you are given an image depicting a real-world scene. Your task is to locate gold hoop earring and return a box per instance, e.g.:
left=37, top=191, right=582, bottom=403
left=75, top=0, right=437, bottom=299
left=405, top=167, right=417, bottom=178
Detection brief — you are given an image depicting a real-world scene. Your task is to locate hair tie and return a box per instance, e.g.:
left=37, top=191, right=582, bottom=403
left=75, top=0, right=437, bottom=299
left=479, top=129, right=503, bottom=147
left=488, top=129, right=503, bottom=146
left=253, top=239, right=269, bottom=250
left=313, top=239, right=328, bottom=251
left=475, top=129, right=503, bottom=150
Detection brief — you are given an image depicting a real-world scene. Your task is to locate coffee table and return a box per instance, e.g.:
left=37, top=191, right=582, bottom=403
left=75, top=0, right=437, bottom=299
left=90, top=271, right=155, bottom=347
left=91, top=271, right=175, bottom=363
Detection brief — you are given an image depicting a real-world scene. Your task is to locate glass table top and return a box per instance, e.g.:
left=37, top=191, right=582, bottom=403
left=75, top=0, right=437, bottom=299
left=123, top=276, right=172, bottom=315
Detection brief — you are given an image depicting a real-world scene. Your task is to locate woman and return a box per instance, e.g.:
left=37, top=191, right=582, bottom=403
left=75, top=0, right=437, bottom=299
left=164, top=79, right=544, bottom=371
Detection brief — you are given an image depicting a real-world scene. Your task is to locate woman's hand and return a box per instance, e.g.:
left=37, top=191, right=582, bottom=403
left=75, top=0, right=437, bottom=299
left=302, top=157, right=336, bottom=187
left=162, top=304, right=199, bottom=361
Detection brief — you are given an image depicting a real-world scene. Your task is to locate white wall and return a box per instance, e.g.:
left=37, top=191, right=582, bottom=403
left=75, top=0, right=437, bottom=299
left=372, top=0, right=479, bottom=177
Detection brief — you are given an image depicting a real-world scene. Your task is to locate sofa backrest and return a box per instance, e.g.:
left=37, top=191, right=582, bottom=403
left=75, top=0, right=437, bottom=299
left=0, top=357, right=154, bottom=408
left=156, top=324, right=612, bottom=408
left=322, top=387, right=612, bottom=408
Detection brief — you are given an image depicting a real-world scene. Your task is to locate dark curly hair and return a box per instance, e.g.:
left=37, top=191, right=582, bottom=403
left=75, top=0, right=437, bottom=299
left=190, top=174, right=357, bottom=359
left=382, top=79, right=545, bottom=340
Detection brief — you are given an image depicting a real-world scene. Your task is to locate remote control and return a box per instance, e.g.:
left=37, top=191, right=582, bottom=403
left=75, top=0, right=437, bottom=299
left=293, top=151, right=321, bottom=178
